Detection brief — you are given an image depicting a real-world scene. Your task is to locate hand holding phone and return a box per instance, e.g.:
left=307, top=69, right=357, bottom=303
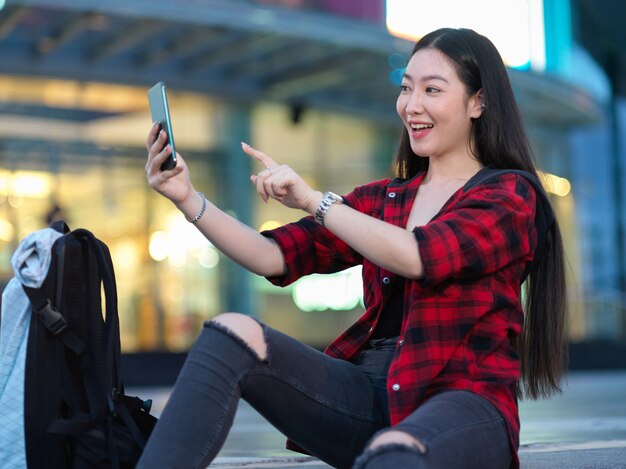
left=148, top=81, right=177, bottom=171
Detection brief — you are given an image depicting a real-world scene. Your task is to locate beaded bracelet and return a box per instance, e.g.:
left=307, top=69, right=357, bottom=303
left=187, top=191, right=206, bottom=224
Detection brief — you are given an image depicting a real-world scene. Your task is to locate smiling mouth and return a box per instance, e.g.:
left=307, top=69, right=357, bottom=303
left=410, top=123, right=434, bottom=130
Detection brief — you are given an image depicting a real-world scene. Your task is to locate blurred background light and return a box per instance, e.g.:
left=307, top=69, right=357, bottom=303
left=149, top=231, right=169, bottom=262
left=540, top=171, right=572, bottom=197
left=148, top=214, right=218, bottom=268
left=293, top=266, right=364, bottom=312
left=259, top=220, right=282, bottom=231
left=0, top=170, right=52, bottom=199
left=386, top=0, right=546, bottom=70
left=199, top=247, right=219, bottom=269
left=112, top=237, right=140, bottom=273
left=0, top=219, right=15, bottom=242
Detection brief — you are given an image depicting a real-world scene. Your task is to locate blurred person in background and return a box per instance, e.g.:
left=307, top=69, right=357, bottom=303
left=139, top=27, right=567, bottom=469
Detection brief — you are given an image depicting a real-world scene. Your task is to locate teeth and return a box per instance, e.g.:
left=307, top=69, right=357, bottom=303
left=410, top=123, right=433, bottom=130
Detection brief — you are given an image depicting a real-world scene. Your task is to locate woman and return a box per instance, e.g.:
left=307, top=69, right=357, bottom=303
left=139, top=28, right=567, bottom=469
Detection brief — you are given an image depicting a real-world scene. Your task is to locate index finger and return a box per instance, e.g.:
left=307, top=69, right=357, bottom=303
left=241, top=142, right=277, bottom=168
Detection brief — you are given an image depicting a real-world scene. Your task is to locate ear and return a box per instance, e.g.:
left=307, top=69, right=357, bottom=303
left=469, top=89, right=485, bottom=119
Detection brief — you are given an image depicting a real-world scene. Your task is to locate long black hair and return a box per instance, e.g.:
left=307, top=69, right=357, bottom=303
left=395, top=28, right=567, bottom=399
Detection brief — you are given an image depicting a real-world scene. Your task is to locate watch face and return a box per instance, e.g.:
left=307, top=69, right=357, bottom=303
left=327, top=192, right=343, bottom=202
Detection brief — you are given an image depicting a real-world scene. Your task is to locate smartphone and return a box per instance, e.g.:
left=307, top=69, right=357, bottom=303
left=148, top=81, right=177, bottom=170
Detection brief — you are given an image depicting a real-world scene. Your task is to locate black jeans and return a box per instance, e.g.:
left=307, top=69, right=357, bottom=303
left=138, top=321, right=512, bottom=468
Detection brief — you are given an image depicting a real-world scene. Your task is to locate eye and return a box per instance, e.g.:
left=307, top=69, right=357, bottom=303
left=400, top=84, right=411, bottom=92
left=425, top=86, right=440, bottom=94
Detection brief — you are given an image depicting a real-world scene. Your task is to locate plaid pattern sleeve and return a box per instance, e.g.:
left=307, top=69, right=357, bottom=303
left=413, top=173, right=537, bottom=286
left=261, top=179, right=391, bottom=286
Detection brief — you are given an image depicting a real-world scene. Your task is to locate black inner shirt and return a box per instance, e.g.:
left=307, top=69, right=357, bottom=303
left=371, top=277, right=406, bottom=339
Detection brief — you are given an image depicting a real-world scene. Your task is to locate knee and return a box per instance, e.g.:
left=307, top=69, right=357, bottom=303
left=367, top=430, right=426, bottom=454
left=210, top=313, right=268, bottom=361
left=352, top=430, right=427, bottom=469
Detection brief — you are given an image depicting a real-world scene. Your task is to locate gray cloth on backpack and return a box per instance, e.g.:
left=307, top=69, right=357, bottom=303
left=0, top=228, right=62, bottom=467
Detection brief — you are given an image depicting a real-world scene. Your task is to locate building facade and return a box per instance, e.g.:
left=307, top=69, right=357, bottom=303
left=0, top=0, right=623, bottom=355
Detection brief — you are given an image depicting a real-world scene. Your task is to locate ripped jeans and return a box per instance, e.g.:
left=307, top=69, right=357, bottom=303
left=137, top=320, right=512, bottom=469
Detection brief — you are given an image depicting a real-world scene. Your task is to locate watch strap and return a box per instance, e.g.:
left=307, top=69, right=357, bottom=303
left=314, top=192, right=343, bottom=226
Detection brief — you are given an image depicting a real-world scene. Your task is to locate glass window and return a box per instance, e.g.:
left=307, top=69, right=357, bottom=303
left=0, top=154, right=220, bottom=352
left=0, top=77, right=221, bottom=352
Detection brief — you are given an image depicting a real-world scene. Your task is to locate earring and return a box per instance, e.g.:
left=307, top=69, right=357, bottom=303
left=480, top=103, right=487, bottom=109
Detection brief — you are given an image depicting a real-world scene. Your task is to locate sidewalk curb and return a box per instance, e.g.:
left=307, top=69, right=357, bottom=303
left=212, top=456, right=327, bottom=468
left=519, top=439, right=626, bottom=453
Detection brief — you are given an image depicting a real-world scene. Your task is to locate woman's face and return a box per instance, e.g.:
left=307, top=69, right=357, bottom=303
left=396, top=48, right=483, bottom=161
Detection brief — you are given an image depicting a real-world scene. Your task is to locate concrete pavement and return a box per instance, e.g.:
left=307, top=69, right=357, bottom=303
left=130, top=370, right=626, bottom=468
left=518, top=370, right=626, bottom=468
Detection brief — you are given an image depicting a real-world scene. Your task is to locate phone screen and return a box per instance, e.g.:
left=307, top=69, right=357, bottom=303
left=148, top=81, right=177, bottom=170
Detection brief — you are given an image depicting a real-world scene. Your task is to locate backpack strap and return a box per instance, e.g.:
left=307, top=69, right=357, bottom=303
left=463, top=168, right=555, bottom=281
left=114, top=395, right=149, bottom=448
left=73, top=229, right=122, bottom=391
left=22, top=285, right=89, bottom=370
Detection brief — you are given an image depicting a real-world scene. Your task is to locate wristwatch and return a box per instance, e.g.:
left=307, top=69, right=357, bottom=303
left=315, top=191, right=343, bottom=226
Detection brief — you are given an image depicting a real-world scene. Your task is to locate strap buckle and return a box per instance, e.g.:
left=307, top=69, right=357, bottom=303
left=36, top=300, right=67, bottom=335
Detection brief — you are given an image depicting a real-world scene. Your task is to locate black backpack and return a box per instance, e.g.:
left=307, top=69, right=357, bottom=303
left=21, top=221, right=157, bottom=468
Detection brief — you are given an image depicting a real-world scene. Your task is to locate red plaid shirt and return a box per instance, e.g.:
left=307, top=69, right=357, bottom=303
left=263, top=171, right=537, bottom=467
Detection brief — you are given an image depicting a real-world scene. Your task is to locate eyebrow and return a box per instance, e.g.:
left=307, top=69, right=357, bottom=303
left=402, top=72, right=450, bottom=84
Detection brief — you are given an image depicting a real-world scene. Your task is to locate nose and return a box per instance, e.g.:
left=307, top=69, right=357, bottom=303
left=405, top=91, right=424, bottom=116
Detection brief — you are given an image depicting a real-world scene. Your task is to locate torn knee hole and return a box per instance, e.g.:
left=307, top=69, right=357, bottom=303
left=206, top=316, right=268, bottom=362
left=368, top=430, right=427, bottom=455
left=353, top=442, right=425, bottom=469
